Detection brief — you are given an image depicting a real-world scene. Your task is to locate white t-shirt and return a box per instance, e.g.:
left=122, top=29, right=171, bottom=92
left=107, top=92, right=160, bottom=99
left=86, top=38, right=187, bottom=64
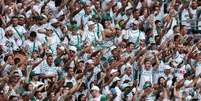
left=139, top=66, right=153, bottom=90
left=181, top=8, right=191, bottom=28
left=45, top=35, right=60, bottom=54
left=73, top=9, right=85, bottom=26
left=113, top=87, right=122, bottom=101
left=8, top=25, right=27, bottom=41
left=196, top=62, right=201, bottom=76
left=0, top=27, right=5, bottom=40
left=153, top=61, right=166, bottom=83
left=23, top=40, right=42, bottom=54
left=68, top=32, right=82, bottom=47
left=82, top=30, right=97, bottom=44
left=123, top=29, right=145, bottom=44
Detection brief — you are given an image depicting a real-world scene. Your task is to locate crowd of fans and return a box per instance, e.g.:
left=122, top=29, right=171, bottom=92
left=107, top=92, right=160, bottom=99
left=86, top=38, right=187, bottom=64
left=0, top=0, right=201, bottom=101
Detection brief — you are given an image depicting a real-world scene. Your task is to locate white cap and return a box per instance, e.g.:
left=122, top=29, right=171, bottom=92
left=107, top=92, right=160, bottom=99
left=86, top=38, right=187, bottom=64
left=133, top=20, right=139, bottom=25
left=110, top=69, right=118, bottom=74
left=164, top=65, right=171, bottom=70
left=91, top=86, right=100, bottom=91
left=18, top=14, right=25, bottom=18
left=110, top=45, right=117, bottom=50
left=41, top=14, right=48, bottom=19
left=112, top=77, right=121, bottom=82
left=85, top=59, right=94, bottom=64
left=50, top=18, right=58, bottom=24
left=68, top=46, right=77, bottom=52
left=57, top=45, right=65, bottom=51
left=87, top=21, right=95, bottom=26
left=46, top=49, right=52, bottom=54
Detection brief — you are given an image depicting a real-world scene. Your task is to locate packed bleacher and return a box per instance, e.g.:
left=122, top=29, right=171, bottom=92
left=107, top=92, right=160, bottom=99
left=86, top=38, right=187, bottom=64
left=0, top=0, right=201, bottom=101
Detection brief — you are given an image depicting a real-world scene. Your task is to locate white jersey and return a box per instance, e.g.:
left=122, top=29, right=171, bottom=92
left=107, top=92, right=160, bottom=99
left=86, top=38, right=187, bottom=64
left=1, top=37, right=17, bottom=53
left=23, top=40, right=42, bottom=55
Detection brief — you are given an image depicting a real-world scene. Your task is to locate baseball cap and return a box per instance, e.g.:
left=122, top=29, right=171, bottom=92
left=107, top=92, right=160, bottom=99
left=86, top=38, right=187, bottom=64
left=143, top=81, right=152, bottom=89
left=91, top=86, right=100, bottom=91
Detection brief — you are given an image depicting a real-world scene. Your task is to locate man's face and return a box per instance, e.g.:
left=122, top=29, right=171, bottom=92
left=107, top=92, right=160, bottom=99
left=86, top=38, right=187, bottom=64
left=104, top=20, right=111, bottom=28
left=91, top=90, right=98, bottom=97
left=174, top=26, right=180, bottom=33
left=28, top=84, right=34, bottom=91
left=7, top=55, right=14, bottom=65
left=94, top=1, right=101, bottom=9
left=145, top=61, right=152, bottom=69
left=154, top=6, right=160, bottom=14
left=128, top=44, right=134, bottom=51
left=85, top=6, right=91, bottom=14
left=18, top=18, right=25, bottom=25
left=191, top=1, right=197, bottom=9
left=68, top=68, right=74, bottom=76
left=133, top=10, right=140, bottom=18
left=112, top=49, right=119, bottom=57
left=56, top=48, right=63, bottom=55
left=126, top=67, right=132, bottom=75
left=88, top=24, right=95, bottom=31
left=36, top=92, right=43, bottom=99
left=12, top=18, right=18, bottom=25
left=164, top=69, right=171, bottom=75
left=46, top=29, right=53, bottom=36
left=47, top=56, right=53, bottom=65
left=30, top=36, right=36, bottom=41
left=181, top=27, right=187, bottom=34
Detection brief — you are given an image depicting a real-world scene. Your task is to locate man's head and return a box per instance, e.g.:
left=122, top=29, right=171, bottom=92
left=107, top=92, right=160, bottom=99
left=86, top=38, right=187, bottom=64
left=29, top=31, right=37, bottom=41
left=87, top=21, right=95, bottom=31
left=18, top=15, right=25, bottom=26
left=180, top=25, right=188, bottom=35
left=191, top=0, right=198, bottom=9
left=47, top=54, right=53, bottom=66
left=67, top=68, right=74, bottom=77
left=90, top=86, right=100, bottom=97
left=84, top=4, right=91, bottom=15
left=4, top=54, right=14, bottom=65
left=155, top=20, right=161, bottom=27
left=127, top=42, right=135, bottom=52
left=144, top=59, right=152, bottom=70
left=173, top=25, right=180, bottom=34
left=11, top=16, right=19, bottom=26
left=9, top=95, right=19, bottom=101
left=35, top=91, right=43, bottom=100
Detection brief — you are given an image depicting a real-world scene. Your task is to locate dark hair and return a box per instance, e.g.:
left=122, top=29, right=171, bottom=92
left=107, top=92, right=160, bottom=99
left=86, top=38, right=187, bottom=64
left=173, top=25, right=178, bottom=31
left=174, top=34, right=180, bottom=42
left=65, top=82, right=73, bottom=88
left=4, top=54, right=12, bottom=62
left=180, top=25, right=186, bottom=30
left=9, top=95, right=19, bottom=100
left=157, top=76, right=165, bottom=85
left=30, top=31, right=37, bottom=38
left=78, top=94, right=85, bottom=101
left=12, top=16, right=19, bottom=19
left=155, top=20, right=161, bottom=25
left=110, top=81, right=118, bottom=89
